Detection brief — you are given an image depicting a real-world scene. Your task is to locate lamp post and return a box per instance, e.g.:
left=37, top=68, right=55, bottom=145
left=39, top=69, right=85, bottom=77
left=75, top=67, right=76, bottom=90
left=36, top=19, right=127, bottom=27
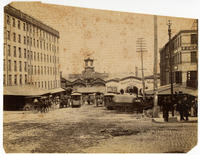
left=167, top=20, right=174, bottom=116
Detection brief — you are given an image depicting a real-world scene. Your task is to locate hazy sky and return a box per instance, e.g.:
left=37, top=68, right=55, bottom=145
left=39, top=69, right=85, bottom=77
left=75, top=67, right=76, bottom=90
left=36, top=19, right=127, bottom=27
left=9, top=2, right=195, bottom=78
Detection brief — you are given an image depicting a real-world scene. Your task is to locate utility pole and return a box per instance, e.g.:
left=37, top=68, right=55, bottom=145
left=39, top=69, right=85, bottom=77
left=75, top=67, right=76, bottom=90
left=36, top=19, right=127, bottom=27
left=153, top=15, right=159, bottom=117
left=167, top=20, right=174, bottom=116
left=136, top=38, right=147, bottom=100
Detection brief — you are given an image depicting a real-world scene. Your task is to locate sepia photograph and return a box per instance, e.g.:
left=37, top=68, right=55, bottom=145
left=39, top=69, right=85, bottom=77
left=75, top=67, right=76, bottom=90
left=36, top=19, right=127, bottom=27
left=2, top=0, right=199, bottom=153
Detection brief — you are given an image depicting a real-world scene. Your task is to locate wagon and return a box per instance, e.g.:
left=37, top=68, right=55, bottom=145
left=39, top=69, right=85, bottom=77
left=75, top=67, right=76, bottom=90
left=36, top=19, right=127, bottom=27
left=105, top=94, right=153, bottom=113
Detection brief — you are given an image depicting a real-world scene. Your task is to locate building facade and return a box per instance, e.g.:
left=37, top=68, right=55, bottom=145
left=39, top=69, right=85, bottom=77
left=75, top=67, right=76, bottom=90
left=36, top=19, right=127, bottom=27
left=63, top=57, right=109, bottom=93
left=4, top=5, right=60, bottom=90
left=160, top=30, right=198, bottom=89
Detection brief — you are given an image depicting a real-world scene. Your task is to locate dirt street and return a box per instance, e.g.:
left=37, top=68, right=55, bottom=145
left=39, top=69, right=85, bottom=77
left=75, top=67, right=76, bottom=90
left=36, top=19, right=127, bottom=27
left=3, top=104, right=197, bottom=153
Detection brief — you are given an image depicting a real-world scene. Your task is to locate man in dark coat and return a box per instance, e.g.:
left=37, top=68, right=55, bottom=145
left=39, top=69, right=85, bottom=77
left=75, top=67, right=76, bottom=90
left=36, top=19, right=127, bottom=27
left=176, top=96, right=185, bottom=121
left=162, top=96, right=170, bottom=122
left=183, top=96, right=189, bottom=121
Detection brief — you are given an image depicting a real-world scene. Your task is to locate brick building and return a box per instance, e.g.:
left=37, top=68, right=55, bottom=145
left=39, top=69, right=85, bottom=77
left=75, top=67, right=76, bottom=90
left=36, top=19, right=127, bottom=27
left=160, top=30, right=198, bottom=89
left=3, top=5, right=60, bottom=90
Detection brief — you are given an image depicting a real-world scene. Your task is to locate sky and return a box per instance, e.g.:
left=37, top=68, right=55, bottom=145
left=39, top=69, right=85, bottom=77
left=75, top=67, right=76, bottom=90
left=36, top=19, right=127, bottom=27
left=9, top=1, right=196, bottom=78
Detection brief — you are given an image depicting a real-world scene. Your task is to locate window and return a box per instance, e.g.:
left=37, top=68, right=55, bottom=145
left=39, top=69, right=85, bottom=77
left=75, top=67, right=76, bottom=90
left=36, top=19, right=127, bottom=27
left=38, top=66, right=40, bottom=74
left=25, top=74, right=27, bottom=84
left=12, top=18, right=15, bottom=27
left=7, top=45, right=11, bottom=56
left=18, top=20, right=21, bottom=29
left=18, top=47, right=21, bottom=58
left=24, top=62, right=27, bottom=72
left=42, top=81, right=43, bottom=88
left=19, top=74, right=22, bottom=85
left=49, top=44, right=51, bottom=51
left=27, top=36, right=29, bottom=45
left=30, top=51, right=33, bottom=60
left=38, top=82, right=40, bottom=88
left=13, top=46, right=16, bottom=57
left=13, top=32, right=16, bottom=42
left=41, top=66, right=43, bottom=75
left=41, top=53, right=43, bottom=62
left=27, top=50, right=29, bottom=59
left=191, top=34, right=197, bottom=44
left=7, top=31, right=10, bottom=40
left=44, top=42, right=46, bottom=50
left=19, top=61, right=22, bottom=72
left=23, top=22, right=26, bottom=31
left=18, top=34, right=21, bottom=43
left=24, top=49, right=26, bottom=58
left=14, top=75, right=17, bottom=85
left=14, top=61, right=17, bottom=71
left=44, top=66, right=46, bottom=74
left=37, top=40, right=39, bottom=48
left=3, top=74, right=5, bottom=85
left=34, top=66, right=36, bottom=75
left=191, top=51, right=197, bottom=63
left=8, top=60, right=11, bottom=71
left=47, top=43, right=48, bottom=51
left=50, top=56, right=51, bottom=63
left=30, top=37, right=32, bottom=46
left=34, top=52, right=36, bottom=61
left=7, top=15, right=10, bottom=24
left=44, top=54, right=46, bottom=62
left=3, top=59, right=5, bottom=71
left=47, top=55, right=49, bottom=62
left=37, top=53, right=39, bottom=61
left=8, top=75, right=12, bottom=85
left=47, top=67, right=49, bottom=75
left=24, top=36, right=26, bottom=44
left=33, top=39, right=35, bottom=47
left=40, top=41, right=42, bottom=49
left=45, top=81, right=47, bottom=89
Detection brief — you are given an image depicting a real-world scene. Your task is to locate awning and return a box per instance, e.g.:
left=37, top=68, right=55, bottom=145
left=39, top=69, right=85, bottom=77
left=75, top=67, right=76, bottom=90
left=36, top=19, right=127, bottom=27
left=50, top=87, right=65, bottom=94
left=76, top=86, right=106, bottom=93
left=145, top=84, right=198, bottom=97
left=4, top=85, right=49, bottom=96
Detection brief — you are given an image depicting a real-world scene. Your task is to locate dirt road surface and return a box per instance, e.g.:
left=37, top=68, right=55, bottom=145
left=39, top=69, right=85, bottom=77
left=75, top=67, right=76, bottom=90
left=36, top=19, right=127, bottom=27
left=3, top=104, right=197, bottom=153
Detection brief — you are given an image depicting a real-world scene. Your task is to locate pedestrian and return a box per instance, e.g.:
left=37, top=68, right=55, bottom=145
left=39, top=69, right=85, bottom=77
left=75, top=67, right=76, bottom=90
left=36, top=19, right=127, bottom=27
left=176, top=96, right=185, bottom=121
left=183, top=96, right=189, bottom=121
left=162, top=96, right=169, bottom=122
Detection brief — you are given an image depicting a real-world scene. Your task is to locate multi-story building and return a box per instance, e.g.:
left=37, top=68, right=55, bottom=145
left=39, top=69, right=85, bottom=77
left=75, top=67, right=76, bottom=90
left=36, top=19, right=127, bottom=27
left=4, top=5, right=60, bottom=90
left=160, top=30, right=198, bottom=89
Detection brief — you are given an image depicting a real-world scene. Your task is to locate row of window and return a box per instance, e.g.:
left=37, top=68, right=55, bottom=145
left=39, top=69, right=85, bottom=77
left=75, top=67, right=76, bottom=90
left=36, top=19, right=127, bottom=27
left=28, top=65, right=59, bottom=76
left=6, top=14, right=59, bottom=43
left=4, top=73, right=60, bottom=89
left=4, top=59, right=59, bottom=75
left=6, top=45, right=59, bottom=63
left=6, top=31, right=59, bottom=52
left=5, top=74, right=27, bottom=85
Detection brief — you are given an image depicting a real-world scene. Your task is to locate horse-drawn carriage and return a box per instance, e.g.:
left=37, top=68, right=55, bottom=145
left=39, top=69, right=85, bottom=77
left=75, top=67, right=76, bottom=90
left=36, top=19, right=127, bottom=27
left=104, top=93, right=153, bottom=113
left=23, top=95, right=57, bottom=113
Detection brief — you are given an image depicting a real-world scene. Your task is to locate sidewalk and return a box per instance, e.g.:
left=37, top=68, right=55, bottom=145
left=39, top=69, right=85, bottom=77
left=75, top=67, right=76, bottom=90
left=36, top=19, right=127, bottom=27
left=152, top=113, right=198, bottom=123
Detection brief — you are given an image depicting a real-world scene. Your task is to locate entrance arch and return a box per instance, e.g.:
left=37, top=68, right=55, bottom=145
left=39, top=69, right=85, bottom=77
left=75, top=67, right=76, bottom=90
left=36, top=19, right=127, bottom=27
left=126, top=86, right=138, bottom=95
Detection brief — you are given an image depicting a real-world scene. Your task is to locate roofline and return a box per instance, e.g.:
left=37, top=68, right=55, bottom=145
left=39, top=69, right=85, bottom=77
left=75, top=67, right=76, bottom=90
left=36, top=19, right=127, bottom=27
left=159, top=29, right=197, bottom=52
left=4, top=4, right=59, bottom=38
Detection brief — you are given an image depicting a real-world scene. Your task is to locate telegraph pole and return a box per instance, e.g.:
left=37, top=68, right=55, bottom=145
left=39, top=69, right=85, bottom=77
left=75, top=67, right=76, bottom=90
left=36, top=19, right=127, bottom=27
left=153, top=15, right=159, bottom=117
left=167, top=20, right=174, bottom=116
left=136, top=38, right=147, bottom=100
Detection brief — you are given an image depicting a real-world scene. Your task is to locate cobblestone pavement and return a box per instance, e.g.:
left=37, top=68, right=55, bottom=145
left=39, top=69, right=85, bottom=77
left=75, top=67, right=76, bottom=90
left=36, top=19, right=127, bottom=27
left=3, top=105, right=197, bottom=153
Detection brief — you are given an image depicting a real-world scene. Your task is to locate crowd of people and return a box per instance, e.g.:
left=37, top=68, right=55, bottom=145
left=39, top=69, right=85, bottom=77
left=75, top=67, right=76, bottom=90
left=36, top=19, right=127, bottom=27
left=162, top=94, right=197, bottom=122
